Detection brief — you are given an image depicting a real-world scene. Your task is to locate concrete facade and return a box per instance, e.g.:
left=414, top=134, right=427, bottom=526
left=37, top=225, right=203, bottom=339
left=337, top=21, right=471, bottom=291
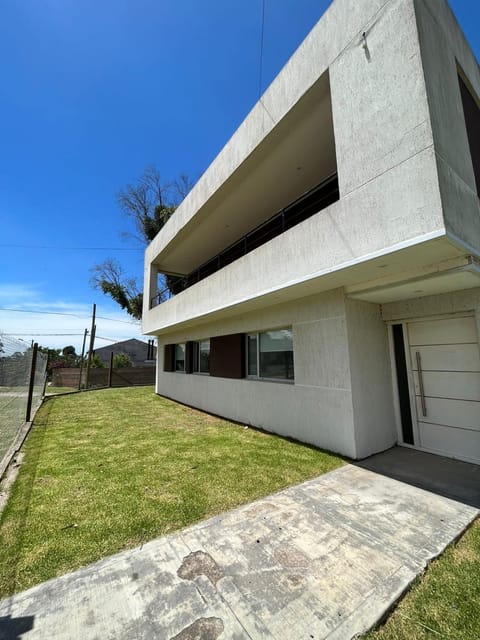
left=143, top=0, right=480, bottom=463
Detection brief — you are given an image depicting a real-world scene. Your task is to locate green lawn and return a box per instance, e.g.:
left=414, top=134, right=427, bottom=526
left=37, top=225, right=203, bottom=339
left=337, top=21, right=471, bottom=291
left=363, top=517, right=480, bottom=640
left=0, top=386, right=343, bottom=596
left=44, top=386, right=78, bottom=395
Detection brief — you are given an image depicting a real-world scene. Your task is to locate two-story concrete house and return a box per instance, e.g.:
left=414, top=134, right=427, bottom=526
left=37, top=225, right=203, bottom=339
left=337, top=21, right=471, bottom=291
left=143, top=0, right=480, bottom=465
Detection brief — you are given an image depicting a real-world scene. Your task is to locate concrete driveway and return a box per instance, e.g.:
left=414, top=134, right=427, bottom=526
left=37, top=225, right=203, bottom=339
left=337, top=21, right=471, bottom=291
left=0, top=448, right=478, bottom=640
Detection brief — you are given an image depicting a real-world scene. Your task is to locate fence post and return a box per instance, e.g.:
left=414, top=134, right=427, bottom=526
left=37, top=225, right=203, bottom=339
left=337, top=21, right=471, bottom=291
left=41, top=368, right=48, bottom=399
left=108, top=351, right=114, bottom=388
left=85, top=304, right=96, bottom=390
left=25, top=342, right=38, bottom=423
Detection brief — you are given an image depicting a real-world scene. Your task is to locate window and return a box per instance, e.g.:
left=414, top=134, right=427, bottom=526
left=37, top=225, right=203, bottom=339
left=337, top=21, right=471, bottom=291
left=246, top=328, right=294, bottom=381
left=247, top=334, right=258, bottom=376
left=193, top=340, right=210, bottom=373
left=175, top=343, right=185, bottom=371
left=459, top=73, right=480, bottom=195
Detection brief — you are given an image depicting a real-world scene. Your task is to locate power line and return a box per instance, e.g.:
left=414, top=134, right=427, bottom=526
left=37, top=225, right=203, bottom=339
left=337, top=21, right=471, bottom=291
left=0, top=307, right=140, bottom=325
left=3, top=333, right=138, bottom=344
left=6, top=333, right=85, bottom=336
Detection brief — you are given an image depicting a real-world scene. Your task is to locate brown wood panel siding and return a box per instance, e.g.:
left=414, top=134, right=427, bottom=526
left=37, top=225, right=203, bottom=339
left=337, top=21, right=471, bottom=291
left=185, top=342, right=194, bottom=374
left=164, top=344, right=175, bottom=372
left=459, top=75, right=480, bottom=195
left=210, top=334, right=245, bottom=379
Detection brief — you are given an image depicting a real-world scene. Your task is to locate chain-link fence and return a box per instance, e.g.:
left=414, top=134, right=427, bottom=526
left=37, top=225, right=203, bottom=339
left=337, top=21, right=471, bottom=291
left=0, top=334, right=48, bottom=468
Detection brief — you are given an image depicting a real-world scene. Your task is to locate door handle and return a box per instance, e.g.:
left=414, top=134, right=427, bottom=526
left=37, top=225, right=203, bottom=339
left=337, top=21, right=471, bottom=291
left=415, top=351, right=427, bottom=417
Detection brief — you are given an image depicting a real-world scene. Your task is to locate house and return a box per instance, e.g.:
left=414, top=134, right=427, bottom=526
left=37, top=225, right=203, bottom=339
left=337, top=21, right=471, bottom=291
left=94, top=338, right=156, bottom=367
left=143, top=0, right=480, bottom=465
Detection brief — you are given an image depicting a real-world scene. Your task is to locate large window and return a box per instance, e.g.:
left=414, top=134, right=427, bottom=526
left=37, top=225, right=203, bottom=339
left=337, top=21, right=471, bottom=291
left=459, top=73, right=480, bottom=195
left=193, top=340, right=210, bottom=373
left=247, top=328, right=294, bottom=381
left=175, top=343, right=185, bottom=372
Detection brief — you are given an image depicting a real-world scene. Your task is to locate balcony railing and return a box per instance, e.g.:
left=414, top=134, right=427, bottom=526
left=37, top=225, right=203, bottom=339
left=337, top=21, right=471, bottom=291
left=150, top=172, right=339, bottom=308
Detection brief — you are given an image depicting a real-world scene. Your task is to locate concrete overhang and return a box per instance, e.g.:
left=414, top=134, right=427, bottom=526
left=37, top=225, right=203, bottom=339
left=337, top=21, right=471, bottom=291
left=143, top=236, right=471, bottom=336
left=346, top=255, right=480, bottom=303
left=150, top=73, right=336, bottom=276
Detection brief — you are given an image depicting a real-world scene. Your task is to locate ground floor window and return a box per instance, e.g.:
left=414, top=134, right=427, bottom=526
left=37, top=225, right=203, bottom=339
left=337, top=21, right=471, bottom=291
left=193, top=340, right=210, bottom=373
left=175, top=343, right=185, bottom=371
left=247, top=328, right=294, bottom=381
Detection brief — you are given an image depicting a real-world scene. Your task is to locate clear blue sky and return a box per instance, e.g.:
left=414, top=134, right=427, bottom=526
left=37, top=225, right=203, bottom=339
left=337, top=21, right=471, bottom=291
left=1, top=0, right=479, bottom=352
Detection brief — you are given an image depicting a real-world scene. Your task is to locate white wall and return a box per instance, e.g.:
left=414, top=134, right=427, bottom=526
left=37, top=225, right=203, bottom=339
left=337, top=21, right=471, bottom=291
left=155, top=289, right=358, bottom=458
left=381, top=286, right=480, bottom=340
left=330, top=0, right=433, bottom=198
left=414, top=0, right=480, bottom=253
left=154, top=289, right=404, bottom=460
left=345, top=299, right=397, bottom=458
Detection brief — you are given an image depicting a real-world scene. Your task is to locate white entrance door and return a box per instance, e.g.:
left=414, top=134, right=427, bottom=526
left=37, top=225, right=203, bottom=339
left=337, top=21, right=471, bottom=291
left=407, top=316, right=480, bottom=464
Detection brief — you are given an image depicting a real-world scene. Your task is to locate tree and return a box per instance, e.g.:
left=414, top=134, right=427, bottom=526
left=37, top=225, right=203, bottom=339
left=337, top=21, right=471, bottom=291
left=91, top=258, right=143, bottom=319
left=91, top=167, right=193, bottom=320
left=113, top=352, right=133, bottom=368
left=90, top=354, right=105, bottom=368
left=39, top=345, right=80, bottom=379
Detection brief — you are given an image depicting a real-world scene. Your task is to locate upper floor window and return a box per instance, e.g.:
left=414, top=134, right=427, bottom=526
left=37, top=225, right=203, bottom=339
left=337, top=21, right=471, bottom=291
left=193, top=340, right=210, bottom=373
left=458, top=73, right=480, bottom=196
left=247, top=328, right=294, bottom=381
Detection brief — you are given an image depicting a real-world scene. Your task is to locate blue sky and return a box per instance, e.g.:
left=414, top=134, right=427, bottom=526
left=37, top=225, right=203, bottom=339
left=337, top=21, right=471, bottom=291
left=1, top=0, right=479, bottom=352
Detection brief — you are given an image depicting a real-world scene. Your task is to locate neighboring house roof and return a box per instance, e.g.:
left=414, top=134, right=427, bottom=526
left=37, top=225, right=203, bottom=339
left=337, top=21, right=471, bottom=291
left=94, top=338, right=156, bottom=366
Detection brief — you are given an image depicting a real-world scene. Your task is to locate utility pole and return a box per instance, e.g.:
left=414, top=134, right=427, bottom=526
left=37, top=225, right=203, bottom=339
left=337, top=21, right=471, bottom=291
left=78, top=328, right=88, bottom=390
left=84, top=304, right=96, bottom=390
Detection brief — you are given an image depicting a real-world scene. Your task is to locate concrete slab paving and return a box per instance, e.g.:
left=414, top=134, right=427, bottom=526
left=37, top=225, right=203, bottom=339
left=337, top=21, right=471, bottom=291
left=0, top=451, right=478, bottom=640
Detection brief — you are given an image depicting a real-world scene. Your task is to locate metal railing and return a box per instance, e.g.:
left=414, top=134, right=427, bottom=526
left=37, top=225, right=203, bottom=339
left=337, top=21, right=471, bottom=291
left=150, top=172, right=339, bottom=308
left=0, top=335, right=47, bottom=471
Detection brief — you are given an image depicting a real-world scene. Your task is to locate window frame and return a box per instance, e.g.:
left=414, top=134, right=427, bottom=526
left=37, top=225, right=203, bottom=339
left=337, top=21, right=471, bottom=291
left=246, top=327, right=294, bottom=383
left=193, top=339, right=210, bottom=375
left=174, top=343, right=186, bottom=372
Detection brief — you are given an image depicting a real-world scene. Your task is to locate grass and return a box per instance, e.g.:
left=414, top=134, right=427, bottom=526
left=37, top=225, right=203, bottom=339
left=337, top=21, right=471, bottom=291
left=363, top=518, right=480, bottom=640
left=45, top=386, right=78, bottom=395
left=0, top=386, right=343, bottom=596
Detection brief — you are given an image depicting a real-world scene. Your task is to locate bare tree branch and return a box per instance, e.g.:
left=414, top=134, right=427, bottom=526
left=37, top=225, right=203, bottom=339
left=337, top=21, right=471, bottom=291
left=92, top=166, right=192, bottom=319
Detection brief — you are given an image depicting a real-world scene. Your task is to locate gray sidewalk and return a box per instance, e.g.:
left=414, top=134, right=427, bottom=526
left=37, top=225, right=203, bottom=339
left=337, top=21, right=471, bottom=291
left=0, top=452, right=478, bottom=640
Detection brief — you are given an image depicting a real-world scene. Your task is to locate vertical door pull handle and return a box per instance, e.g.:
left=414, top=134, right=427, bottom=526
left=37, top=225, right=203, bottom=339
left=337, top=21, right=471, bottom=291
left=415, top=351, right=427, bottom=417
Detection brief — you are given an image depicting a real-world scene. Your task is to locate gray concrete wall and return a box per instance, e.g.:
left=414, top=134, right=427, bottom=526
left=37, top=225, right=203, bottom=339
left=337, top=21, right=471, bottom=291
left=144, top=0, right=391, bottom=276
left=143, top=0, right=449, bottom=335
left=414, top=0, right=480, bottom=254
left=330, top=0, right=433, bottom=199
left=144, top=143, right=443, bottom=335
left=155, top=290, right=358, bottom=458
left=381, top=286, right=480, bottom=340
left=345, top=299, right=397, bottom=458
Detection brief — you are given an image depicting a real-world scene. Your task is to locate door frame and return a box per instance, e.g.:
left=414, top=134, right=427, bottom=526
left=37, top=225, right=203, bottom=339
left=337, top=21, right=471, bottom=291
left=387, top=311, right=478, bottom=454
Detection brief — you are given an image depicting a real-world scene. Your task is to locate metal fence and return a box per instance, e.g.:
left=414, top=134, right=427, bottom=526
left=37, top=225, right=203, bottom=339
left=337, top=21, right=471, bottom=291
left=0, top=334, right=48, bottom=469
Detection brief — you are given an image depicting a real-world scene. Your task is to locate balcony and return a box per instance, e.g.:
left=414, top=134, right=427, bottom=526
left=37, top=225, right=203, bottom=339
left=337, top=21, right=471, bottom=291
left=150, top=172, right=339, bottom=308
